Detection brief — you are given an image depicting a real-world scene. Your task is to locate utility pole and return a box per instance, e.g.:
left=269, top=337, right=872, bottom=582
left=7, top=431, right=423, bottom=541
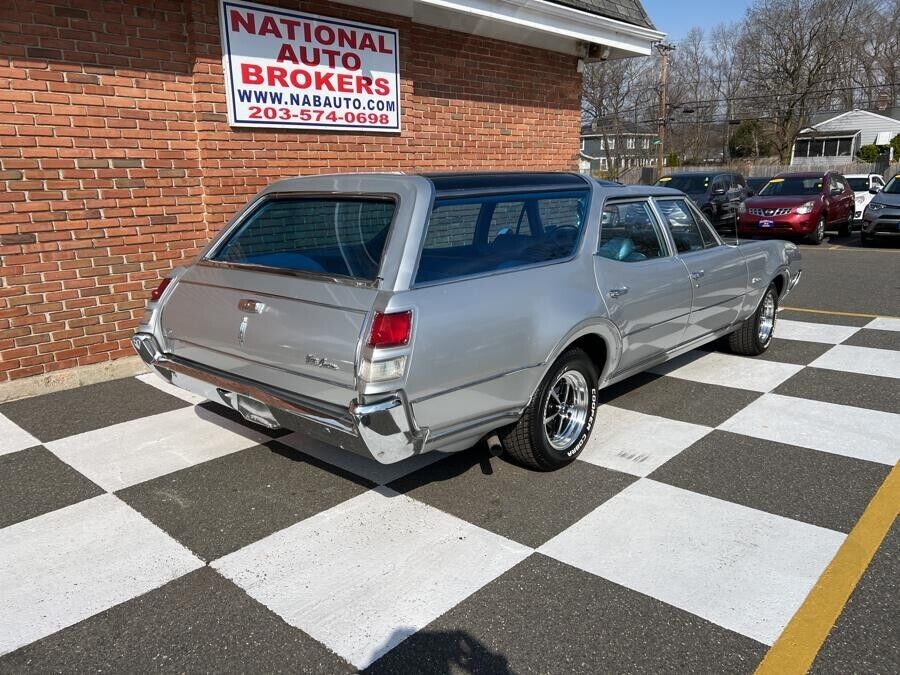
left=655, top=42, right=674, bottom=177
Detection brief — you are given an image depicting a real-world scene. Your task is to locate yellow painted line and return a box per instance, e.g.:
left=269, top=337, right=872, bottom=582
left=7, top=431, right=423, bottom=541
left=755, top=463, right=900, bottom=675
left=780, top=306, right=900, bottom=320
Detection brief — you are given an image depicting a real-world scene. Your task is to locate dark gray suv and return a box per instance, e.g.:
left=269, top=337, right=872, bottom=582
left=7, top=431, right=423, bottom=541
left=655, top=172, right=748, bottom=230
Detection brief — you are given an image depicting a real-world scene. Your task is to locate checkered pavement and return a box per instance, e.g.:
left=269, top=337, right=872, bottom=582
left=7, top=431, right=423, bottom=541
left=1, top=312, right=898, bottom=672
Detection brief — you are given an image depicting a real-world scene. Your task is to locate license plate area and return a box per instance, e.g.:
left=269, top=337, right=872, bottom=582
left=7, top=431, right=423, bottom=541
left=759, top=219, right=775, bottom=228
left=218, top=389, right=280, bottom=429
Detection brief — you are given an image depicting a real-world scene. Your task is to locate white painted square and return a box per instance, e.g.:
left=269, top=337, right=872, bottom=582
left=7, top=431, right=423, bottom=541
left=279, top=431, right=447, bottom=485
left=213, top=488, right=531, bottom=668
left=579, top=405, right=711, bottom=477
left=720, top=393, right=900, bottom=465
left=774, top=319, right=860, bottom=344
left=45, top=405, right=271, bottom=492
left=0, top=494, right=201, bottom=655
left=136, top=372, right=206, bottom=405
left=539, top=479, right=844, bottom=645
left=810, top=344, right=900, bottom=380
left=865, top=316, right=900, bottom=332
left=0, top=412, right=39, bottom=457
left=650, top=350, right=803, bottom=392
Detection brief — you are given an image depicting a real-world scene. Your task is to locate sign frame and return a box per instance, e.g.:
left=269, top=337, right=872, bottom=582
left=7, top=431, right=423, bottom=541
left=218, top=0, right=401, bottom=132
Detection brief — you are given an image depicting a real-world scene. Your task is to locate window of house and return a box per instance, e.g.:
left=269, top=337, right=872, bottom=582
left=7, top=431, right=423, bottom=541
left=824, top=139, right=839, bottom=156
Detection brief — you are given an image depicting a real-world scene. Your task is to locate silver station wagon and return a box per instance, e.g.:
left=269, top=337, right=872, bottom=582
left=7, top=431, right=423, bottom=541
left=133, top=172, right=802, bottom=470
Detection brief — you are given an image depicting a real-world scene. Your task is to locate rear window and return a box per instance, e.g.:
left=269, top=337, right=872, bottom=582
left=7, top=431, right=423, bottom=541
left=210, top=197, right=395, bottom=281
left=415, top=190, right=588, bottom=285
left=655, top=175, right=711, bottom=193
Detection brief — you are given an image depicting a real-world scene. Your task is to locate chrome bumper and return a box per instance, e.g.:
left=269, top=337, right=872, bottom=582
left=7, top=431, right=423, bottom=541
left=131, top=333, right=429, bottom=464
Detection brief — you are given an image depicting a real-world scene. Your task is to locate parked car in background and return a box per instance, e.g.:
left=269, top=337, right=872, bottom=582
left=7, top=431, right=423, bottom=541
left=654, top=172, right=747, bottom=230
left=845, top=173, right=886, bottom=221
left=738, top=171, right=854, bottom=244
left=746, top=176, right=773, bottom=197
left=132, top=172, right=801, bottom=471
left=860, top=173, right=900, bottom=245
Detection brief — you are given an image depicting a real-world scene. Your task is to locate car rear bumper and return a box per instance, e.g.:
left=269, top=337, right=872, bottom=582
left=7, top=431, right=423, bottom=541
left=132, top=333, right=429, bottom=464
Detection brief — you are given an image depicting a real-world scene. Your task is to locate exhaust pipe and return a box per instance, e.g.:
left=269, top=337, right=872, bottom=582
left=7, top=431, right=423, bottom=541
left=486, top=434, right=503, bottom=457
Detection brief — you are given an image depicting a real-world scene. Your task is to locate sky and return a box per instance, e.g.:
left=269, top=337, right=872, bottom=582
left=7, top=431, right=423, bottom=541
left=641, top=0, right=753, bottom=41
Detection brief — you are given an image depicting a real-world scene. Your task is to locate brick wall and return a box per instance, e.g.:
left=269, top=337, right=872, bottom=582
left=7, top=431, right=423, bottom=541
left=0, top=0, right=581, bottom=383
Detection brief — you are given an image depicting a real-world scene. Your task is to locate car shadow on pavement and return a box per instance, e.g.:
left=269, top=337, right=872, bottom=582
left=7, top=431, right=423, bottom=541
left=363, top=628, right=513, bottom=674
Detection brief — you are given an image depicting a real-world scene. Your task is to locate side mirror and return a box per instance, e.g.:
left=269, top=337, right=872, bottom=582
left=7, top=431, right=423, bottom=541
left=869, top=186, right=882, bottom=194
left=830, top=187, right=842, bottom=196
left=747, top=189, right=755, bottom=197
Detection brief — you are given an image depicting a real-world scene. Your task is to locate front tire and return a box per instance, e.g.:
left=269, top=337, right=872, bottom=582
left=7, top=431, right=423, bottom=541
left=728, top=283, right=778, bottom=356
left=860, top=231, right=874, bottom=246
left=806, top=217, right=825, bottom=245
left=501, top=348, right=598, bottom=471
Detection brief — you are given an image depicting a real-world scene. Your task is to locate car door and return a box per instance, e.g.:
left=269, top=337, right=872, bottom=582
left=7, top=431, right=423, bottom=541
left=594, top=199, right=693, bottom=374
left=654, top=197, right=747, bottom=343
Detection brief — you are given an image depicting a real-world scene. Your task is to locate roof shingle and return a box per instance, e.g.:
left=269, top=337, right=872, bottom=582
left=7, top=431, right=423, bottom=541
left=545, top=0, right=655, bottom=29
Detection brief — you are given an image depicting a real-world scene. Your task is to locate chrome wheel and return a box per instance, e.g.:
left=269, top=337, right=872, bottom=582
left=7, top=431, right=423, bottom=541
left=758, top=292, right=776, bottom=344
left=815, top=219, right=825, bottom=241
left=543, top=370, right=590, bottom=451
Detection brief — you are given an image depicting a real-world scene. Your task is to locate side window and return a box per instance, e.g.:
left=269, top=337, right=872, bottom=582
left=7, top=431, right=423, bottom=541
left=711, top=176, right=727, bottom=192
left=423, top=203, right=480, bottom=249
left=734, top=174, right=746, bottom=188
left=597, top=201, right=667, bottom=262
left=487, top=201, right=529, bottom=242
left=655, top=198, right=718, bottom=253
left=415, top=190, right=588, bottom=285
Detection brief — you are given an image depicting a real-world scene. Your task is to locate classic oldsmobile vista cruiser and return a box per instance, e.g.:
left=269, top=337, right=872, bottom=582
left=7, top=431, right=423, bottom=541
left=133, top=172, right=801, bottom=470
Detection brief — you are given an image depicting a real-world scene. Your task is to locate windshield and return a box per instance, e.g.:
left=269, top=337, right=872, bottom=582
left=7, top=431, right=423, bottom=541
left=211, top=197, right=395, bottom=280
left=882, top=176, right=900, bottom=194
left=846, top=178, right=870, bottom=192
left=759, top=177, right=822, bottom=197
left=655, top=175, right=712, bottom=193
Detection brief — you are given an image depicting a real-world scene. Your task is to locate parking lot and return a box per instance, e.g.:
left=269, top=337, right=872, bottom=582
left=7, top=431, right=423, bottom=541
left=0, top=234, right=897, bottom=673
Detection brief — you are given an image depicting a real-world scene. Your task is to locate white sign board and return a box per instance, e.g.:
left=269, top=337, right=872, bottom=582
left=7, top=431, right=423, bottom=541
left=219, top=0, right=400, bottom=132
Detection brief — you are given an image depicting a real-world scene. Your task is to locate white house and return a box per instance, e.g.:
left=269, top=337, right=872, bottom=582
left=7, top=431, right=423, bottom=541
left=791, top=109, right=900, bottom=165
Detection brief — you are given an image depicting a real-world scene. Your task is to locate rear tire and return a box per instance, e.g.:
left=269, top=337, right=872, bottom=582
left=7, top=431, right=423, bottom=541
left=501, top=348, right=598, bottom=471
left=728, top=283, right=778, bottom=356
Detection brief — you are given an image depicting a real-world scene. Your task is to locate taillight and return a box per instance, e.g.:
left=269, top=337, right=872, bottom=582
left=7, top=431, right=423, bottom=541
left=150, top=277, right=171, bottom=302
left=368, top=311, right=412, bottom=348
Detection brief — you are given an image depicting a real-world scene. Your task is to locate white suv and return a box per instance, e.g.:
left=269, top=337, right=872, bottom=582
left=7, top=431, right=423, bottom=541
left=845, top=173, right=886, bottom=221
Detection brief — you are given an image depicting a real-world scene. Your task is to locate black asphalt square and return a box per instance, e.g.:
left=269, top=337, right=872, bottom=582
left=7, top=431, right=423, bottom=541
left=812, top=520, right=899, bottom=674
left=754, top=338, right=834, bottom=365
left=599, top=372, right=761, bottom=427
left=842, top=328, right=900, bottom=352
left=0, top=567, right=354, bottom=674
left=0, top=377, right=190, bottom=443
left=117, top=441, right=373, bottom=561
left=649, top=430, right=890, bottom=533
left=0, top=446, right=103, bottom=529
left=388, top=446, right=635, bottom=548
left=365, top=554, right=767, bottom=674
left=774, top=367, right=900, bottom=415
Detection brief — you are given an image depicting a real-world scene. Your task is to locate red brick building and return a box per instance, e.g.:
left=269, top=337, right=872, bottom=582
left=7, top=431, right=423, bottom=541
left=0, top=0, right=659, bottom=392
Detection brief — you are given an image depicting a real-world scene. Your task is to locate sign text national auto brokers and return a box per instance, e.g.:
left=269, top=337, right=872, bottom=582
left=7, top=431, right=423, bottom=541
left=219, top=0, right=400, bottom=131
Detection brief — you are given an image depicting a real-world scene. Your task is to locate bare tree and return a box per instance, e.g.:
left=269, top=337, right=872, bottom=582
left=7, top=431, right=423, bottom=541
left=709, top=22, right=746, bottom=162
left=739, top=0, right=860, bottom=161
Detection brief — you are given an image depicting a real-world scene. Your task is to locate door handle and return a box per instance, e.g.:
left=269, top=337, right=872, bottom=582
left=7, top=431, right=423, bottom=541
left=690, top=270, right=705, bottom=280
left=608, top=287, right=629, bottom=298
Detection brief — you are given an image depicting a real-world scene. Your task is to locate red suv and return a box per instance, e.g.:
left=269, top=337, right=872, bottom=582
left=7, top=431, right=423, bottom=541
left=738, top=171, right=854, bottom=244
